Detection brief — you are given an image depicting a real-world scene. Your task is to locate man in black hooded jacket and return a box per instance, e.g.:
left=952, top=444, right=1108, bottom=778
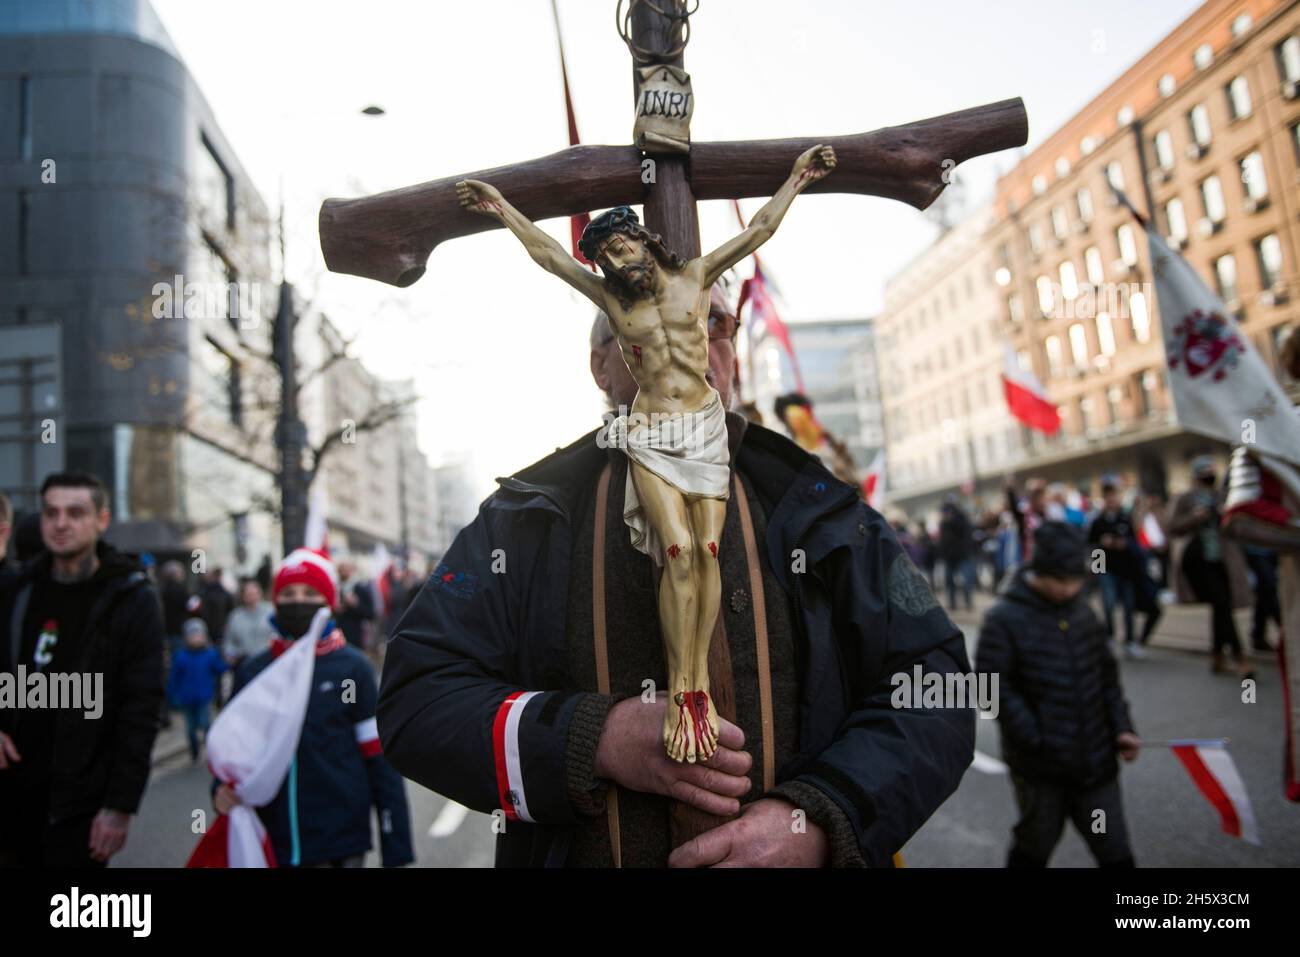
left=0, top=472, right=164, bottom=867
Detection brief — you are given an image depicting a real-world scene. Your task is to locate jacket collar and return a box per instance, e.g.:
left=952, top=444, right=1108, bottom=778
left=490, top=412, right=858, bottom=562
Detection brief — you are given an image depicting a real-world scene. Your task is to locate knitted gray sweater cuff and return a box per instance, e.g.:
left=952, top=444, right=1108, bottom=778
left=564, top=692, right=616, bottom=818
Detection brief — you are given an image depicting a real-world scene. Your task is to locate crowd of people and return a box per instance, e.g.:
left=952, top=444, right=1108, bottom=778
left=0, top=474, right=420, bottom=867
left=888, top=460, right=1283, bottom=675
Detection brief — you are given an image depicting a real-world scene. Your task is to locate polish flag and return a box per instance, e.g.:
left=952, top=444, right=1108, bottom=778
left=1170, top=739, right=1260, bottom=845
left=186, top=607, right=329, bottom=867
left=1001, top=345, right=1060, bottom=435
left=862, top=449, right=885, bottom=510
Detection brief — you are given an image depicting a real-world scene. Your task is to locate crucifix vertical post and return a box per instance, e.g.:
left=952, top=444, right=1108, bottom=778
left=630, top=0, right=737, bottom=850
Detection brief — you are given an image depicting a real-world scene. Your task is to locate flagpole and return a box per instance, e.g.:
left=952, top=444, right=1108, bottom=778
left=1136, top=738, right=1230, bottom=747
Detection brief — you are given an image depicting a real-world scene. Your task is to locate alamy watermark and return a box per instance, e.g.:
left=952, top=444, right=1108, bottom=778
left=890, top=664, right=999, bottom=719
left=0, top=668, right=103, bottom=719
left=151, top=274, right=262, bottom=329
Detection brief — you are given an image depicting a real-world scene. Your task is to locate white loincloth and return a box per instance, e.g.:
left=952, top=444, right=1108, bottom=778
left=604, top=390, right=730, bottom=565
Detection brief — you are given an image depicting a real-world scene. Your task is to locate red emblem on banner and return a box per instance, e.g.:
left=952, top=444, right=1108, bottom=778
left=1167, top=309, right=1243, bottom=382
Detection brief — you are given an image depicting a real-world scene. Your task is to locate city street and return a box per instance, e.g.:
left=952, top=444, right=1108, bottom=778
left=117, top=595, right=1299, bottom=868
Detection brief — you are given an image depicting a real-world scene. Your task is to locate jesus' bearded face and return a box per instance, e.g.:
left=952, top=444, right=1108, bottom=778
left=597, top=234, right=656, bottom=298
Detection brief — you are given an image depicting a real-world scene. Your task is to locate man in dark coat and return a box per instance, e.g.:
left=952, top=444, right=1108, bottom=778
left=0, top=471, right=164, bottom=866
left=976, top=521, right=1141, bottom=867
left=378, top=294, right=974, bottom=867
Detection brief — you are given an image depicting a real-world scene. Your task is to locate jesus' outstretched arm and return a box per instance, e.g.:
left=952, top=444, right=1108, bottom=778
left=695, top=144, right=836, bottom=289
left=456, top=178, right=607, bottom=306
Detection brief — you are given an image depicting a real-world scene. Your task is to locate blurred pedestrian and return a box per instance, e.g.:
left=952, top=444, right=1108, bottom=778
left=212, top=549, right=413, bottom=867
left=168, top=618, right=228, bottom=762
left=0, top=471, right=163, bottom=866
left=915, top=522, right=937, bottom=589
left=938, top=498, right=974, bottom=611
left=221, top=577, right=274, bottom=681
left=1168, top=457, right=1252, bottom=677
left=1088, top=481, right=1145, bottom=659
left=336, top=559, right=376, bottom=650
left=975, top=522, right=1140, bottom=868
left=1242, top=546, right=1281, bottom=652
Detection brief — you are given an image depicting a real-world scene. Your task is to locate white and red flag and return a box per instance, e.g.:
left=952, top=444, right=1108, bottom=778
left=862, top=449, right=885, bottom=510
left=1122, top=190, right=1300, bottom=467
left=1001, top=344, right=1060, bottom=435
left=1169, top=739, right=1259, bottom=845
left=185, top=607, right=328, bottom=867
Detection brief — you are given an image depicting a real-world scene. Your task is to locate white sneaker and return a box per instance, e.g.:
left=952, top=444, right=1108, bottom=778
left=1124, top=644, right=1148, bottom=660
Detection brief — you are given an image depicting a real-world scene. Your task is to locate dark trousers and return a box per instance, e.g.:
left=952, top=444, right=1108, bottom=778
left=1007, top=773, right=1135, bottom=867
left=1098, top=574, right=1136, bottom=645
left=0, top=809, right=104, bottom=868
left=1182, top=550, right=1242, bottom=657
left=180, top=702, right=212, bottom=760
left=1245, top=551, right=1281, bottom=645
left=945, top=557, right=974, bottom=610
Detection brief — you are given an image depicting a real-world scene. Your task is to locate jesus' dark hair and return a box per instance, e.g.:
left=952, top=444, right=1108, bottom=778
left=580, top=206, right=685, bottom=308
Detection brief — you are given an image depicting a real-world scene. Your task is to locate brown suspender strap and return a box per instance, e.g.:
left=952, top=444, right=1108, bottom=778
left=733, top=475, right=775, bottom=793
left=591, top=463, right=621, bottom=867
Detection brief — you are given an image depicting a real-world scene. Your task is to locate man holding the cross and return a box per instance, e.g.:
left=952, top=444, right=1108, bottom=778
left=455, top=143, right=835, bottom=763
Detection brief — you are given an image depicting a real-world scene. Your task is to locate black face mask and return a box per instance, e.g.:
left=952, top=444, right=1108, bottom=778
left=275, top=602, right=323, bottom=639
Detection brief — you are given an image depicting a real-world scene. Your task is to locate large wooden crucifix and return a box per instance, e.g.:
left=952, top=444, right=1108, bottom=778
left=320, top=0, right=1027, bottom=850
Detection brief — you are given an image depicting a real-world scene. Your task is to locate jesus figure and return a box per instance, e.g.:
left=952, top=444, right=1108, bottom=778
left=457, top=144, right=836, bottom=762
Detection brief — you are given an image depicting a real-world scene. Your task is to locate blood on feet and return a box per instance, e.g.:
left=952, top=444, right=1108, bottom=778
left=669, top=689, right=717, bottom=762
left=707, top=540, right=718, bottom=559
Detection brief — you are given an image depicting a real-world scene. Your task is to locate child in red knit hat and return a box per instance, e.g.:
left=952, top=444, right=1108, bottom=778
left=211, top=549, right=412, bottom=867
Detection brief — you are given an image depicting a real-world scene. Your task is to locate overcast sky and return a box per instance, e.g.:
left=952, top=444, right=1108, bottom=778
left=151, top=0, right=1201, bottom=497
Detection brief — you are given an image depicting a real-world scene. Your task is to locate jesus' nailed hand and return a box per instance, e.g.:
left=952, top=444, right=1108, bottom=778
left=456, top=144, right=836, bottom=764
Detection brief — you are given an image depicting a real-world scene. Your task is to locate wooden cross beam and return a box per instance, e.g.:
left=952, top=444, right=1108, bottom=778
left=318, top=97, right=1027, bottom=287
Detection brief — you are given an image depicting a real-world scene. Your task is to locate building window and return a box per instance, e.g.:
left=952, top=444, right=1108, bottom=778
left=1116, top=224, right=1138, bottom=266
left=1231, top=13, right=1252, bottom=38
left=1117, top=105, right=1135, bottom=126
left=196, top=337, right=242, bottom=426
left=1138, top=370, right=1159, bottom=415
left=1226, top=75, right=1252, bottom=120
left=1130, top=291, right=1151, bottom=343
left=1045, top=336, right=1063, bottom=377
left=1076, top=186, right=1094, bottom=224
left=1008, top=293, right=1024, bottom=324
left=1079, top=396, right=1094, bottom=433
left=1028, top=223, right=1044, bottom=255
left=1165, top=197, right=1188, bottom=243
left=1081, top=135, right=1098, bottom=156
left=1051, top=206, right=1068, bottom=240
left=198, top=133, right=236, bottom=231
left=1239, top=151, right=1268, bottom=200
left=1194, top=43, right=1214, bottom=70
left=1105, top=161, right=1125, bottom=191
left=1279, top=36, right=1300, bottom=84
left=1215, top=253, right=1239, bottom=304
left=1274, top=326, right=1296, bottom=384
left=1256, top=233, right=1282, bottom=289
left=1107, top=385, right=1124, bottom=425
left=1055, top=156, right=1071, bottom=177
left=18, top=189, right=30, bottom=275
left=1069, top=323, right=1089, bottom=371
left=1154, top=129, right=1175, bottom=170
left=1200, top=175, right=1226, bottom=222
left=1188, top=104, right=1212, bottom=146
left=1059, top=260, right=1079, bottom=300
left=1037, top=275, right=1055, bottom=315
left=1158, top=73, right=1176, bottom=97
left=1032, top=174, right=1047, bottom=195
left=1096, top=311, right=1116, bottom=356
left=19, top=74, right=33, bottom=161
left=1084, top=245, right=1105, bottom=285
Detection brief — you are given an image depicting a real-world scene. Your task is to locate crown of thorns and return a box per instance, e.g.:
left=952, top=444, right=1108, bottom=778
left=579, top=206, right=641, bottom=261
